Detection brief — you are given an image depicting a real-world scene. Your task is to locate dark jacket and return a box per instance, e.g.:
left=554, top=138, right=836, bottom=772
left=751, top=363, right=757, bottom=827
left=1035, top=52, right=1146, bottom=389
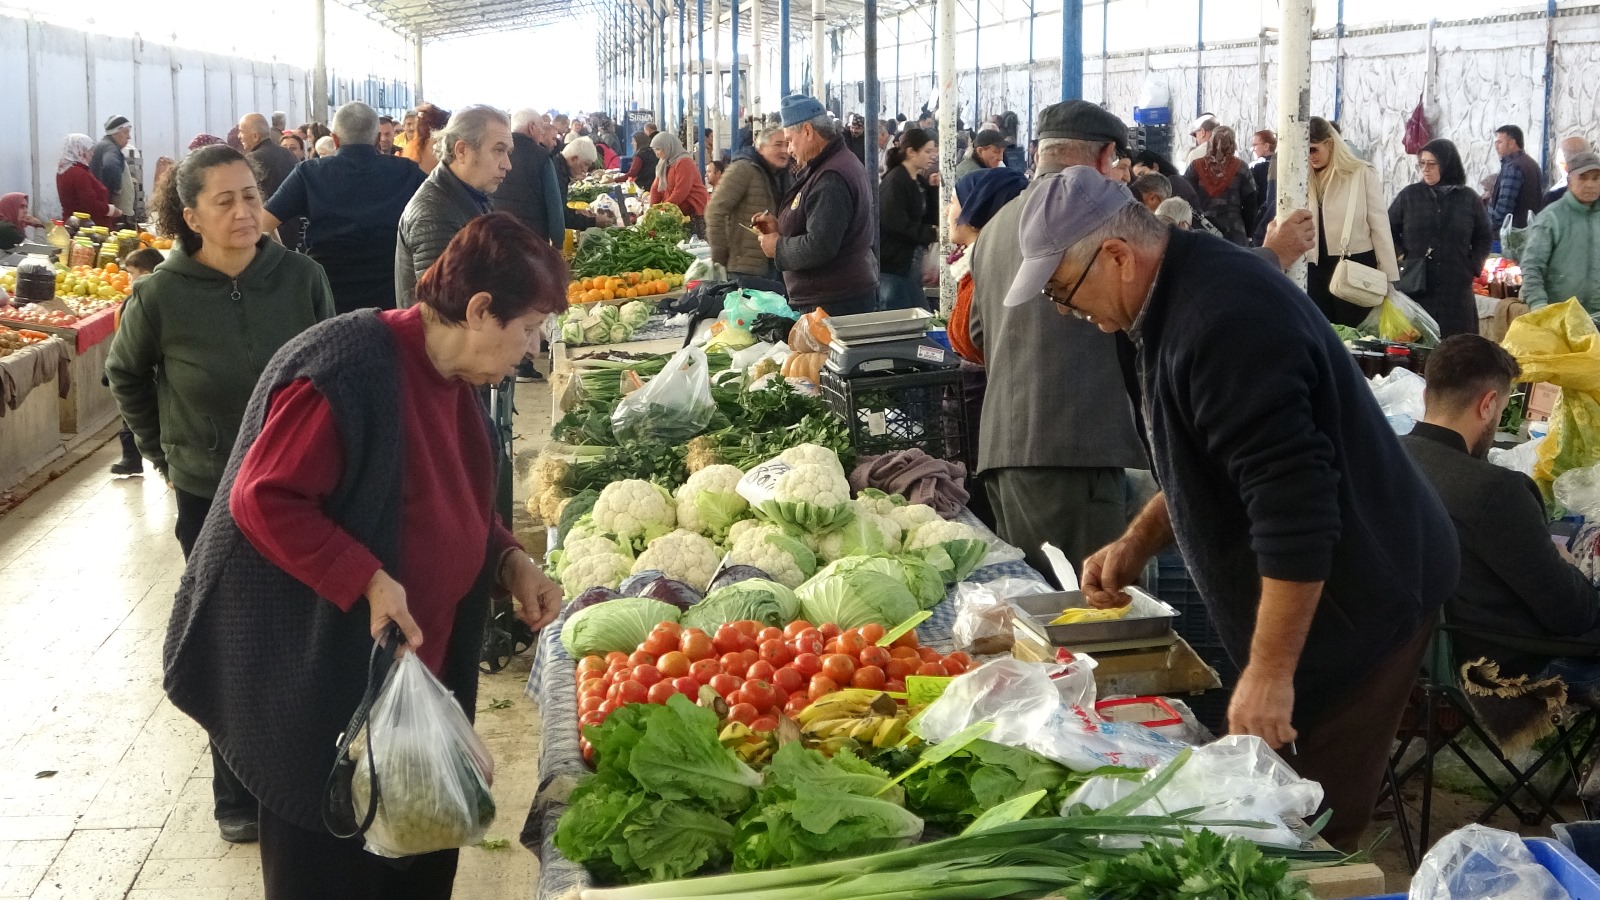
left=776, top=136, right=878, bottom=311
left=1251, top=156, right=1271, bottom=200
left=494, top=132, right=565, bottom=243
left=1402, top=423, right=1600, bottom=678
left=553, top=153, right=594, bottom=232
left=706, top=147, right=789, bottom=276
left=248, top=139, right=300, bottom=246
left=628, top=147, right=659, bottom=190
left=163, top=310, right=494, bottom=833
left=106, top=237, right=336, bottom=499
left=1388, top=181, right=1494, bottom=338
left=395, top=163, right=492, bottom=306
left=844, top=131, right=866, bottom=163
left=878, top=165, right=938, bottom=276
left=1490, top=149, right=1545, bottom=229
left=1183, top=160, right=1259, bottom=246
left=89, top=136, right=126, bottom=195
left=1134, top=227, right=1458, bottom=721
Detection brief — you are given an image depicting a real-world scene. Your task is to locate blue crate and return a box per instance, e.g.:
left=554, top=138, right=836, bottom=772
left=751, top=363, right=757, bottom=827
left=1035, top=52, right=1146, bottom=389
left=1355, top=837, right=1600, bottom=900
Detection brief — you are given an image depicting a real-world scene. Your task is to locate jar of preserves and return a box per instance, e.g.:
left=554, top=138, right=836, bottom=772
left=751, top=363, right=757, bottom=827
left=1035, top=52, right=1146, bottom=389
left=70, top=212, right=92, bottom=235
left=116, top=230, right=140, bottom=259
left=15, top=256, right=57, bottom=304
left=96, top=242, right=118, bottom=269
left=69, top=239, right=97, bottom=268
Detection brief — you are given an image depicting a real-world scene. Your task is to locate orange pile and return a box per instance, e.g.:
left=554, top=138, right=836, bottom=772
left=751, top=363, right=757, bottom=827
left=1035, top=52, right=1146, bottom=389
left=567, top=272, right=674, bottom=305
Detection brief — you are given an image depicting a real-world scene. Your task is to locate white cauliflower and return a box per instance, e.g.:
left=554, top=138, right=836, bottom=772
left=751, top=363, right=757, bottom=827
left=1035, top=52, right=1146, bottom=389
left=904, top=518, right=985, bottom=551
left=816, top=512, right=904, bottom=562
left=592, top=479, right=676, bottom=546
left=904, top=518, right=990, bottom=583
left=559, top=551, right=633, bottom=598
left=755, top=462, right=857, bottom=534
left=888, top=503, right=944, bottom=539
left=551, top=535, right=623, bottom=579
left=853, top=488, right=907, bottom=517
left=674, top=464, right=749, bottom=538
left=724, top=518, right=767, bottom=548
left=728, top=527, right=818, bottom=588
left=780, top=443, right=845, bottom=473
left=632, top=529, right=723, bottom=592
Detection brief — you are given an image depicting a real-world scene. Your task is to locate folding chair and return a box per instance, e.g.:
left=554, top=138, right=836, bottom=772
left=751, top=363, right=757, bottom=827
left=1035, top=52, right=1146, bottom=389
left=1380, top=620, right=1600, bottom=869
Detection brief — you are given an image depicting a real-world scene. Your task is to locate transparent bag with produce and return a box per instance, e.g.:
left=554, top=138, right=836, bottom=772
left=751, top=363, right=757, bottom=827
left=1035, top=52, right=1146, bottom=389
left=950, top=578, right=1047, bottom=655
left=611, top=344, right=716, bottom=443
left=1410, top=825, right=1566, bottom=900
left=1359, top=286, right=1441, bottom=347
left=1502, top=299, right=1600, bottom=500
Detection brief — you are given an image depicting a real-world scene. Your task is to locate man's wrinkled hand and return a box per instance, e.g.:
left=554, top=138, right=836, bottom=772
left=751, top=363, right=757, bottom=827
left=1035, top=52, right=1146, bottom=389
left=1264, top=209, right=1316, bottom=272
left=1227, top=667, right=1298, bottom=749
left=758, top=230, right=779, bottom=258
left=1080, top=539, right=1143, bottom=609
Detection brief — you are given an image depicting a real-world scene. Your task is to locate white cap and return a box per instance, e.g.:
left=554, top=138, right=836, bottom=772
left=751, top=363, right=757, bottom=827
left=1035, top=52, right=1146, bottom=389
left=1187, top=114, right=1217, bottom=135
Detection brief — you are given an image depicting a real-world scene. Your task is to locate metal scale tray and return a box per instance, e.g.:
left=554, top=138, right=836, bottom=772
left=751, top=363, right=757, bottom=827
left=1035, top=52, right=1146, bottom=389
left=824, top=309, right=952, bottom=375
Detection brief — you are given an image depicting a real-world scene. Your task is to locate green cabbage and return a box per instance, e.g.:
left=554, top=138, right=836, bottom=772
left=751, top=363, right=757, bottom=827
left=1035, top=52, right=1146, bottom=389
left=796, top=568, right=920, bottom=630
left=561, top=317, right=586, bottom=344
left=817, top=555, right=947, bottom=609
left=681, top=579, right=799, bottom=631
left=918, top=540, right=989, bottom=583
left=560, top=596, right=681, bottom=656
left=620, top=300, right=653, bottom=327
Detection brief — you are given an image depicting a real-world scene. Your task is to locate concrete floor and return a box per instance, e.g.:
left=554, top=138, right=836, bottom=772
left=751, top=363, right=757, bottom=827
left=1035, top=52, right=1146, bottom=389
left=0, top=373, right=554, bottom=900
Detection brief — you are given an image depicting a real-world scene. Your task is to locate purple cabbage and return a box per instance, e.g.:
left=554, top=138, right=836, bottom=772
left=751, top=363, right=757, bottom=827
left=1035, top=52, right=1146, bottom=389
left=708, top=564, right=775, bottom=593
left=568, top=586, right=622, bottom=613
left=638, top=577, right=703, bottom=611
left=620, top=569, right=668, bottom=596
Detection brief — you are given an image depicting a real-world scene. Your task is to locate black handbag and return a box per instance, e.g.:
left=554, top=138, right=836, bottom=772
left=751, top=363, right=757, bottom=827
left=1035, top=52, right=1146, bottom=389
left=323, top=625, right=403, bottom=840
left=1397, top=248, right=1430, bottom=295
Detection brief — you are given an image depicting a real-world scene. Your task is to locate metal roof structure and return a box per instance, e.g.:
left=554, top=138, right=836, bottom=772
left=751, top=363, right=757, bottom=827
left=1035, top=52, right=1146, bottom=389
left=349, top=0, right=879, bottom=42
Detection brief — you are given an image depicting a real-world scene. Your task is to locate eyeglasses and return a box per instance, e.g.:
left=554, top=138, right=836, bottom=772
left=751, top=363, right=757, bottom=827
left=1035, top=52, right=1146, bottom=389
left=1418, top=160, right=1440, bottom=170
left=1042, top=246, right=1101, bottom=316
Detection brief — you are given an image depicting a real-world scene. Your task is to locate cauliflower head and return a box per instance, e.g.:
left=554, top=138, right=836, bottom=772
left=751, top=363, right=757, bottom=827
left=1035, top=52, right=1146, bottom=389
left=754, top=463, right=857, bottom=535
left=904, top=519, right=990, bottom=583
left=550, top=534, right=624, bottom=579
left=632, top=529, right=723, bottom=592
left=593, top=479, right=677, bottom=545
left=728, top=527, right=818, bottom=588
left=853, top=487, right=907, bottom=518
left=674, top=464, right=749, bottom=539
left=559, top=551, right=633, bottom=599
left=903, top=518, right=984, bottom=551
left=779, top=443, right=845, bottom=472
left=888, top=503, right=944, bottom=539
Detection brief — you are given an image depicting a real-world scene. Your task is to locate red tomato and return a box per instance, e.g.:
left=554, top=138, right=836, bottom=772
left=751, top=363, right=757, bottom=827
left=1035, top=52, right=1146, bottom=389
left=720, top=652, right=750, bottom=678
left=607, top=667, right=632, bottom=685
left=916, top=662, right=949, bottom=677
left=655, top=621, right=684, bottom=642
left=581, top=740, right=595, bottom=764
left=886, top=658, right=918, bottom=680
left=818, top=622, right=842, bottom=640
left=731, top=620, right=762, bottom=638
left=941, top=657, right=967, bottom=675
left=822, top=640, right=841, bottom=656
left=647, top=681, right=675, bottom=703
left=578, top=655, right=606, bottom=676
left=773, top=666, right=804, bottom=693
left=808, top=674, right=839, bottom=701
left=681, top=631, right=716, bottom=662
left=758, top=626, right=785, bottom=644
left=746, top=660, right=777, bottom=683
left=772, top=685, right=789, bottom=710
left=859, top=646, right=891, bottom=669
left=792, top=628, right=825, bottom=656
left=918, top=647, right=944, bottom=663
left=714, top=624, right=745, bottom=656
left=759, top=639, right=795, bottom=668
left=727, top=688, right=749, bottom=708
left=852, top=665, right=888, bottom=690
left=709, top=673, right=743, bottom=697
left=740, top=648, right=761, bottom=668
left=597, top=699, right=621, bottom=718
left=821, top=653, right=857, bottom=684
left=783, top=620, right=814, bottom=638
left=605, top=683, right=621, bottom=703
left=784, top=693, right=812, bottom=716
left=658, top=651, right=691, bottom=678
left=628, top=650, right=655, bottom=668
left=860, top=623, right=887, bottom=644
left=751, top=715, right=778, bottom=732
left=632, top=664, right=663, bottom=687
left=605, top=651, right=629, bottom=665
left=946, top=651, right=973, bottom=668
left=727, top=702, right=758, bottom=725
left=578, top=676, right=606, bottom=696
left=641, top=633, right=675, bottom=657
left=617, top=680, right=649, bottom=705
left=837, top=631, right=868, bottom=656
left=578, top=694, right=604, bottom=714
left=891, top=630, right=921, bottom=649
left=793, top=652, right=823, bottom=677
left=889, top=646, right=920, bottom=660
left=690, top=659, right=722, bottom=684
left=580, top=711, right=605, bottom=729
left=743, top=679, right=777, bottom=710
left=885, top=678, right=907, bottom=694
left=672, top=676, right=701, bottom=696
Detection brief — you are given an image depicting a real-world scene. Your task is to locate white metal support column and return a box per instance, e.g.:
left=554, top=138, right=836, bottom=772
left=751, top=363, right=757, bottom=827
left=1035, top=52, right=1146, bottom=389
left=811, top=0, right=825, bottom=99
left=1276, top=0, right=1313, bottom=287
left=936, top=0, right=955, bottom=315
left=413, top=34, right=423, bottom=102
left=752, top=0, right=763, bottom=117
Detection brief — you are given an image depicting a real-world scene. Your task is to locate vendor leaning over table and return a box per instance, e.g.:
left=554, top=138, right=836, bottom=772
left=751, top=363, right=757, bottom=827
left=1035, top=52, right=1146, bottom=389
left=1401, top=335, right=1600, bottom=699
left=161, top=214, right=565, bottom=900
left=1009, top=169, right=1460, bottom=852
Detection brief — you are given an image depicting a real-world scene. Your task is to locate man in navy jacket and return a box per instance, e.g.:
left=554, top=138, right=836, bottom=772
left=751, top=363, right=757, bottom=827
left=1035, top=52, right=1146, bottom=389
left=1005, top=168, right=1459, bottom=851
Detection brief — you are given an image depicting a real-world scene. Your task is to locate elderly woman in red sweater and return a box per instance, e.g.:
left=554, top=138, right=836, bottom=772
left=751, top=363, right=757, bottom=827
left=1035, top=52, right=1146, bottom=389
left=650, top=131, right=709, bottom=236
left=56, top=133, right=120, bottom=226
left=163, top=212, right=566, bottom=900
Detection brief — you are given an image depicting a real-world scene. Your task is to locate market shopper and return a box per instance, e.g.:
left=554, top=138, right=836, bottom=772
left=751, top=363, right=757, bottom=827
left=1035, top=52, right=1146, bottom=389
left=705, top=126, right=791, bottom=285
left=1543, top=136, right=1592, bottom=207
left=279, top=132, right=306, bottom=162
left=495, top=107, right=571, bottom=245
left=1307, top=116, right=1399, bottom=327
left=756, top=93, right=879, bottom=315
left=878, top=127, right=941, bottom=311
left=844, top=113, right=868, bottom=163
left=955, top=129, right=1007, bottom=181
left=946, top=167, right=1028, bottom=365
left=402, top=102, right=450, bottom=174
left=1519, top=150, right=1600, bottom=314
left=1130, top=173, right=1172, bottom=212
left=396, top=105, right=513, bottom=306
left=1488, top=124, right=1545, bottom=231
left=1387, top=139, right=1494, bottom=338
left=262, top=101, right=427, bottom=314
left=1401, top=334, right=1600, bottom=692
left=162, top=213, right=565, bottom=900
left=377, top=115, right=397, bottom=154
left=1131, top=149, right=1204, bottom=220
left=240, top=113, right=301, bottom=245
left=56, top=133, right=119, bottom=226
left=395, top=109, right=416, bottom=152
left=627, top=130, right=659, bottom=191
left=105, top=143, right=335, bottom=844
left=1184, top=113, right=1217, bottom=164
left=1250, top=129, right=1276, bottom=200
left=650, top=131, right=710, bottom=235
left=1017, top=169, right=1458, bottom=851
left=1183, top=126, right=1258, bottom=246
left=0, top=193, right=45, bottom=248
left=90, top=116, right=133, bottom=212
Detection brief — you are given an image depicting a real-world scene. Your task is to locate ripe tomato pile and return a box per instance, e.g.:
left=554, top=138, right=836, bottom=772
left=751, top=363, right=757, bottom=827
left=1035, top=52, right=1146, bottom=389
left=572, top=618, right=973, bottom=762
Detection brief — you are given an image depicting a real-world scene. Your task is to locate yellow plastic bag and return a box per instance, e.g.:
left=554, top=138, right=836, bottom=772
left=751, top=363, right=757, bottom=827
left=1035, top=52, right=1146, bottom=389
left=1501, top=299, right=1600, bottom=499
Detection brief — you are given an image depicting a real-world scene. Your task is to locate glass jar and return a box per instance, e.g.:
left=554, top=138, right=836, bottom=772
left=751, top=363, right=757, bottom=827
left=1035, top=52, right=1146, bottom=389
left=70, top=239, right=97, bottom=268
left=116, top=230, right=140, bottom=260
left=70, top=212, right=92, bottom=235
left=96, top=242, right=118, bottom=269
left=15, top=256, right=57, bottom=304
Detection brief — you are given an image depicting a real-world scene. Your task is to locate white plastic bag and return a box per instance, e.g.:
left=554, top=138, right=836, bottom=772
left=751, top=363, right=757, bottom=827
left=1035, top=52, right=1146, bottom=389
left=950, top=578, right=1045, bottom=654
left=1063, top=735, right=1322, bottom=848
left=1410, top=825, right=1566, bottom=900
left=611, top=345, right=715, bottom=443
left=1360, top=286, right=1443, bottom=347
left=1489, top=435, right=1546, bottom=477
left=351, top=653, right=496, bottom=858
left=1555, top=462, right=1600, bottom=518
left=1370, top=367, right=1428, bottom=434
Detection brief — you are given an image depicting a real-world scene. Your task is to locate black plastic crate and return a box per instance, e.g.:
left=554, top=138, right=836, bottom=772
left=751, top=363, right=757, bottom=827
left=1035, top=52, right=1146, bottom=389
left=1149, top=550, right=1216, bottom=648
left=820, top=366, right=971, bottom=471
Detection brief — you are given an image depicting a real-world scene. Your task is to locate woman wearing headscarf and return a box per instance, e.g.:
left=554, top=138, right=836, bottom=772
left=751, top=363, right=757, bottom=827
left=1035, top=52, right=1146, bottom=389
left=0, top=193, right=46, bottom=249
left=946, top=167, right=1027, bottom=364
left=57, top=134, right=119, bottom=226
left=650, top=131, right=709, bottom=236
left=1308, top=116, right=1400, bottom=326
left=403, top=104, right=450, bottom=174
left=1182, top=126, right=1258, bottom=245
left=1388, top=139, right=1494, bottom=338
left=626, top=130, right=659, bottom=190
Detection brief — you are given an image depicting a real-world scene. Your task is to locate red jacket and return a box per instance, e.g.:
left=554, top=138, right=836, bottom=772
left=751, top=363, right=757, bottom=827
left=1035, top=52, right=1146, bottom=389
left=56, top=163, right=116, bottom=226
left=652, top=156, right=708, bottom=216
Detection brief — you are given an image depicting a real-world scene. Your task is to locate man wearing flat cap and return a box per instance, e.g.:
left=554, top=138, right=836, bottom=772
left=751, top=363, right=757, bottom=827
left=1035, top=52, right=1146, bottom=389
left=91, top=116, right=134, bottom=223
left=756, top=94, right=878, bottom=315
left=1012, top=168, right=1457, bottom=852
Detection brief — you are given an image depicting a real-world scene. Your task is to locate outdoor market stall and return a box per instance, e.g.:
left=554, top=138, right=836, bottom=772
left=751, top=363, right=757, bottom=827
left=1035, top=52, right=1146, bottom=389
left=0, top=330, right=71, bottom=487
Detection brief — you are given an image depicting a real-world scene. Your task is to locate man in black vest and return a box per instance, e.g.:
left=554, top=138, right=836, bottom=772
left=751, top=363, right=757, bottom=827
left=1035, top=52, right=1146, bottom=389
left=756, top=94, right=878, bottom=315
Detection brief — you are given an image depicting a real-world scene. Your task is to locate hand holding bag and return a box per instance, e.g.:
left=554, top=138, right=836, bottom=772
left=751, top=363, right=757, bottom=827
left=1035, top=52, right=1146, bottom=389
left=1329, top=174, right=1390, bottom=308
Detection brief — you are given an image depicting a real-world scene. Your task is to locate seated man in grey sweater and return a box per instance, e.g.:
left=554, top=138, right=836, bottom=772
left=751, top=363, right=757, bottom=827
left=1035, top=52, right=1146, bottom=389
left=1401, top=334, right=1600, bottom=696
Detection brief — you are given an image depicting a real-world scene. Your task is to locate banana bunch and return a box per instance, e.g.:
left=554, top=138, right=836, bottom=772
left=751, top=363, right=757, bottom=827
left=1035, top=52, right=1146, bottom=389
left=719, top=721, right=777, bottom=766
left=796, top=690, right=911, bottom=755
left=1049, top=605, right=1132, bottom=625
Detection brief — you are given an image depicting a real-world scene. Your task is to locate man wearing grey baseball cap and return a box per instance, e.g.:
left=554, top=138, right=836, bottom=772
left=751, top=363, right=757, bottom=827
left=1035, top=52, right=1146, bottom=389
left=1520, top=149, right=1600, bottom=313
left=1011, top=167, right=1458, bottom=852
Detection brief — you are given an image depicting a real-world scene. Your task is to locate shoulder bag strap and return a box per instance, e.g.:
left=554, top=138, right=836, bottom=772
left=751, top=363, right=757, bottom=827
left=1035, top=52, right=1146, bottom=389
left=1337, top=171, right=1359, bottom=260
left=322, top=624, right=403, bottom=840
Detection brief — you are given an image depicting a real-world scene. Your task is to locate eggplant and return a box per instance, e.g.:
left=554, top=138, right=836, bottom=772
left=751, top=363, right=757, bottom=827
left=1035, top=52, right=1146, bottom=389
left=638, top=577, right=703, bottom=611
left=708, top=564, right=774, bottom=592
left=568, top=586, right=622, bottom=612
left=620, top=569, right=668, bottom=596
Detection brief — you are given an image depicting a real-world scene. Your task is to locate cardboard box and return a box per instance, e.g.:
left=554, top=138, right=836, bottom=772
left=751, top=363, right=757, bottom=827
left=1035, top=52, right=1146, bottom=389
left=1527, top=382, right=1561, bottom=422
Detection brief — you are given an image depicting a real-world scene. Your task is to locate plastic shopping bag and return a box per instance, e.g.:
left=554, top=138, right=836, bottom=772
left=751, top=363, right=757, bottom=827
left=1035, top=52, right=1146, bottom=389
left=722, top=289, right=797, bottom=328
left=1359, top=287, right=1442, bottom=347
left=1369, top=367, right=1428, bottom=434
left=1503, top=299, right=1600, bottom=499
left=951, top=578, right=1046, bottom=654
left=1410, top=825, right=1566, bottom=900
left=610, top=345, right=716, bottom=443
left=1501, top=214, right=1530, bottom=264
left=347, top=651, right=496, bottom=858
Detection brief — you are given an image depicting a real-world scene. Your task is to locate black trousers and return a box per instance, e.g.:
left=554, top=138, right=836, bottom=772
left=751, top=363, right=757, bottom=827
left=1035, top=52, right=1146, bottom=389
left=174, top=487, right=260, bottom=821
left=259, top=805, right=459, bottom=900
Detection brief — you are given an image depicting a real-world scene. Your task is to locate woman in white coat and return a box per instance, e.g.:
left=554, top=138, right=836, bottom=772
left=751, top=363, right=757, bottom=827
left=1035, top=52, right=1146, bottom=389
left=1307, top=117, right=1399, bottom=327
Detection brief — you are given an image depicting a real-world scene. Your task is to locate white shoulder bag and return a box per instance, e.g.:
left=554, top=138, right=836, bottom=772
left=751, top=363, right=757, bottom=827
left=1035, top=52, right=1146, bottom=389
left=1328, top=173, right=1389, bottom=308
